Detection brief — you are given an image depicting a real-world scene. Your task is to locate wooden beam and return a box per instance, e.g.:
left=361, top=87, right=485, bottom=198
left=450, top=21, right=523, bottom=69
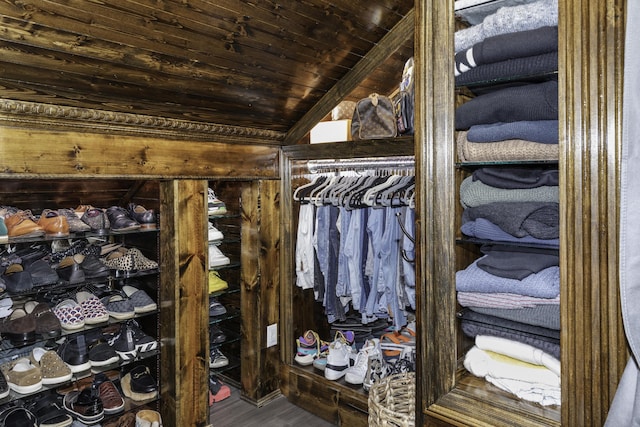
left=283, top=8, right=415, bottom=145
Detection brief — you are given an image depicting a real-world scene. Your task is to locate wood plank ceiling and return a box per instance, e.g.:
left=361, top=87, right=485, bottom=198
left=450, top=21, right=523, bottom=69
left=0, top=0, right=414, bottom=142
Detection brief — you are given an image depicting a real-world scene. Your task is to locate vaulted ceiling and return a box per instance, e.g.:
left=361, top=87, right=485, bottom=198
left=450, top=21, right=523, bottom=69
left=0, top=0, right=415, bottom=143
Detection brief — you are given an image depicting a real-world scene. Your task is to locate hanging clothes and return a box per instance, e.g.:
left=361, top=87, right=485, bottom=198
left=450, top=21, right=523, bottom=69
left=293, top=172, right=416, bottom=328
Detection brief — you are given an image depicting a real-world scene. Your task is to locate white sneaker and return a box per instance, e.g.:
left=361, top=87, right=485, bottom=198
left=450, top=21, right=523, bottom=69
left=208, top=244, right=230, bottom=268
left=207, top=188, right=227, bottom=216
left=324, top=332, right=356, bottom=381
left=345, top=338, right=382, bottom=385
left=208, top=222, right=224, bottom=241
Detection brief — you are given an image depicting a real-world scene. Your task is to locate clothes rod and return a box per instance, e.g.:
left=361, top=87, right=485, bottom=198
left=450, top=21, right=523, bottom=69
left=307, top=156, right=415, bottom=173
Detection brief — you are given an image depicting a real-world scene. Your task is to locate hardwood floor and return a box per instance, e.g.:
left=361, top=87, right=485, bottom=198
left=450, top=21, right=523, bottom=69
left=209, top=386, right=336, bottom=427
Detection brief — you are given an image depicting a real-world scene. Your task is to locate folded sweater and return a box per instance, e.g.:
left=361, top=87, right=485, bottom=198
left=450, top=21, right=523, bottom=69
left=456, top=80, right=558, bottom=130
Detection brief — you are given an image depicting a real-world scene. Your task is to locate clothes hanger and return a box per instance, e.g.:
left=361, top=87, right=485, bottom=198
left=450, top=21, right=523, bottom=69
left=293, top=175, right=327, bottom=203
left=362, top=175, right=403, bottom=207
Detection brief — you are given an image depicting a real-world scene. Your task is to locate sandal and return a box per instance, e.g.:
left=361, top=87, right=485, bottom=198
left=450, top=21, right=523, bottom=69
left=380, top=330, right=415, bottom=358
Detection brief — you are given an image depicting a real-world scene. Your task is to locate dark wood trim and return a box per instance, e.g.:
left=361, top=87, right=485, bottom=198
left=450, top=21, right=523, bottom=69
left=160, top=180, right=210, bottom=427
left=0, top=98, right=285, bottom=145
left=0, top=127, right=280, bottom=179
left=240, top=180, right=282, bottom=404
left=282, top=9, right=415, bottom=145
left=281, top=137, right=414, bottom=160
left=559, top=0, right=627, bottom=425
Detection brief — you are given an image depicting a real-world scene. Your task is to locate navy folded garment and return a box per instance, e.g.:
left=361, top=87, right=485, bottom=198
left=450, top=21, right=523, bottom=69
left=472, top=167, right=559, bottom=189
left=455, top=51, right=558, bottom=87
left=455, top=80, right=559, bottom=130
left=468, top=305, right=560, bottom=330
left=455, top=26, right=558, bottom=75
left=477, top=244, right=559, bottom=280
left=458, top=308, right=560, bottom=358
left=467, top=121, right=559, bottom=145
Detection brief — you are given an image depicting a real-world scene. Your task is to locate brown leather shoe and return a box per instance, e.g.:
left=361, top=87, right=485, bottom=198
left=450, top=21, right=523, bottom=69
left=0, top=308, right=36, bottom=346
left=24, top=301, right=61, bottom=339
left=37, top=210, right=70, bottom=237
left=4, top=211, right=45, bottom=238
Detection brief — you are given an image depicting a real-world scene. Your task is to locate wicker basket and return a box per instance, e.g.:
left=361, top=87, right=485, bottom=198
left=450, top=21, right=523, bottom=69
left=368, top=372, right=416, bottom=427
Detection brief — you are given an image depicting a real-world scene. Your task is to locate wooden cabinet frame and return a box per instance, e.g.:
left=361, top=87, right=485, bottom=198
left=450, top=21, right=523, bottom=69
left=415, top=0, right=627, bottom=425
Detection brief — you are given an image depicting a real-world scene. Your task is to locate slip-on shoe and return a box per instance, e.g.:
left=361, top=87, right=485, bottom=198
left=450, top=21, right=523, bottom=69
left=0, top=308, right=36, bottom=346
left=24, top=300, right=62, bottom=339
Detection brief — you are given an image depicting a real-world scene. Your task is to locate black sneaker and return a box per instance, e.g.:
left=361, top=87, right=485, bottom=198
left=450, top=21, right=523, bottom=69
left=108, top=323, right=137, bottom=361
left=88, top=339, right=120, bottom=368
left=127, top=319, right=158, bottom=353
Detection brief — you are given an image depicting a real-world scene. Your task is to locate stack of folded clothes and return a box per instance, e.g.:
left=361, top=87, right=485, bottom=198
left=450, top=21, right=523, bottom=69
left=454, top=0, right=558, bottom=85
left=456, top=80, right=559, bottom=162
left=463, top=335, right=560, bottom=406
left=456, top=166, right=561, bottom=403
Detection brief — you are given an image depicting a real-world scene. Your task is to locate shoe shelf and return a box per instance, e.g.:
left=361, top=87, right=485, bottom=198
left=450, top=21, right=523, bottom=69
left=209, top=283, right=240, bottom=298
left=0, top=186, right=164, bottom=424
left=208, top=307, right=241, bottom=325
left=208, top=260, right=240, bottom=272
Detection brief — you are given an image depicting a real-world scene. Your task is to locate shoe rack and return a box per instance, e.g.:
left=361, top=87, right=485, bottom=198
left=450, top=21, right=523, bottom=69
left=206, top=179, right=281, bottom=406
left=0, top=178, right=162, bottom=425
left=207, top=183, right=242, bottom=385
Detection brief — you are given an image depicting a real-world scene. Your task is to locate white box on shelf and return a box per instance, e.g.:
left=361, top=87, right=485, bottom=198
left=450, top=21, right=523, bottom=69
left=310, top=119, right=352, bottom=144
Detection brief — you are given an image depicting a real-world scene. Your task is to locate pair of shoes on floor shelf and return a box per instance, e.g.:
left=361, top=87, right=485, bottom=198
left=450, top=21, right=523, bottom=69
left=292, top=329, right=356, bottom=376
left=209, top=373, right=231, bottom=405
left=293, top=330, right=330, bottom=367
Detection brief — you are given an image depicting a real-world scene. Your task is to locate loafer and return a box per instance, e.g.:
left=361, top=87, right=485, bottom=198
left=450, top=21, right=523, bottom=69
left=121, top=365, right=157, bottom=401
left=105, top=206, right=140, bottom=232
left=63, top=388, right=104, bottom=425
left=30, top=346, right=73, bottom=385
left=127, top=203, right=157, bottom=229
left=3, top=358, right=43, bottom=394
left=37, top=209, right=70, bottom=237
left=81, top=208, right=110, bottom=234
left=0, top=308, right=36, bottom=346
left=24, top=301, right=62, bottom=339
left=4, top=210, right=45, bottom=238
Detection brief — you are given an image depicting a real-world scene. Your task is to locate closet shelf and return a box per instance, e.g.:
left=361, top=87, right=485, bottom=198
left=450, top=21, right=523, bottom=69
left=3, top=227, right=159, bottom=245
